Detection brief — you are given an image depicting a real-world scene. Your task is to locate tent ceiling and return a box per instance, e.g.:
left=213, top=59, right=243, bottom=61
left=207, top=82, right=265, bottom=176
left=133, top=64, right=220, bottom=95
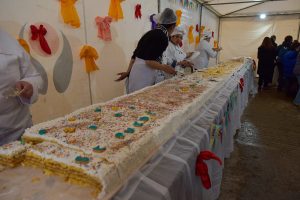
left=196, top=0, right=300, bottom=17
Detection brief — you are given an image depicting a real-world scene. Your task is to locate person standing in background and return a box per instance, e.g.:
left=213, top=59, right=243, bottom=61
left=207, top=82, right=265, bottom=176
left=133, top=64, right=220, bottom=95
left=257, top=37, right=277, bottom=91
left=0, top=28, right=43, bottom=145
left=277, top=35, right=293, bottom=91
left=293, top=53, right=300, bottom=107
left=194, top=30, right=222, bottom=69
left=271, top=35, right=278, bottom=48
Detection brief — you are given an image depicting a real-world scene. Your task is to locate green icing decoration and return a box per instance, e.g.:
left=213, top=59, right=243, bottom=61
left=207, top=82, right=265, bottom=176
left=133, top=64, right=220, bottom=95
left=125, top=128, right=135, bottom=134
left=75, top=156, right=90, bottom=163
left=88, top=125, right=97, bottom=130
left=115, top=132, right=125, bottom=139
left=139, top=116, right=150, bottom=122
left=94, top=107, right=102, bottom=112
left=38, top=129, right=47, bottom=135
left=133, top=121, right=143, bottom=127
left=93, top=146, right=106, bottom=152
left=114, top=113, right=123, bottom=117
left=129, top=106, right=136, bottom=110
left=20, top=138, right=25, bottom=145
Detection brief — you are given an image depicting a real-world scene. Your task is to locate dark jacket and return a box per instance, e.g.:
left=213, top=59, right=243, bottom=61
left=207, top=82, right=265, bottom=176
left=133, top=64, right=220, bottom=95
left=257, top=46, right=276, bottom=75
left=293, top=53, right=300, bottom=76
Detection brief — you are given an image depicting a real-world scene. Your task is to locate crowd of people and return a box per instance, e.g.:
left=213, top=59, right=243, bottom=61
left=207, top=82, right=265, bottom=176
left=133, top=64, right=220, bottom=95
left=257, top=35, right=300, bottom=107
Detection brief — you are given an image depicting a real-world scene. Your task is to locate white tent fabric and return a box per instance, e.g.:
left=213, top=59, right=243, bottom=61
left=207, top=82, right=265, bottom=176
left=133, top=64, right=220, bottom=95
left=197, top=0, right=300, bottom=17
left=219, top=15, right=300, bottom=62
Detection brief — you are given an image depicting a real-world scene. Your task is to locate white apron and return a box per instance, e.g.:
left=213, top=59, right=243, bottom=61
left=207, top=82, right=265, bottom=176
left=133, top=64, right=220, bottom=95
left=128, top=58, right=156, bottom=94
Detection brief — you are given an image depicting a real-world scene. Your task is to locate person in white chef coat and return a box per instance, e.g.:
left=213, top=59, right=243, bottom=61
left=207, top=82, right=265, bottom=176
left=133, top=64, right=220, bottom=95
left=194, top=30, right=222, bottom=69
left=115, top=8, right=177, bottom=94
left=0, top=28, right=43, bottom=145
left=155, top=26, right=194, bottom=82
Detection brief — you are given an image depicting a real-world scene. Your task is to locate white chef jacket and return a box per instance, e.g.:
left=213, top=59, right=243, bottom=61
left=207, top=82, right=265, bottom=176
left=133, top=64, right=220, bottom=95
left=0, top=28, right=42, bottom=145
left=194, top=39, right=217, bottom=69
left=155, top=42, right=187, bottom=83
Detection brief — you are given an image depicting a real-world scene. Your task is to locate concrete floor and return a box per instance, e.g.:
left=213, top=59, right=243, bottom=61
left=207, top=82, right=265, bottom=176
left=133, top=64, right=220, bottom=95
left=219, top=88, right=300, bottom=200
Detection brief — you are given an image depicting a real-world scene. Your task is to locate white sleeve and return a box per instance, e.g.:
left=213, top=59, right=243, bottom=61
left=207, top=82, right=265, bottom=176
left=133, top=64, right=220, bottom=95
left=204, top=42, right=217, bottom=58
left=19, top=51, right=43, bottom=104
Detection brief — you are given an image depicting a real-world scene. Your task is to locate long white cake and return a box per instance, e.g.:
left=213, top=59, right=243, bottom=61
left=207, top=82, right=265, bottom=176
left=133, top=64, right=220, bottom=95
left=0, top=60, right=244, bottom=199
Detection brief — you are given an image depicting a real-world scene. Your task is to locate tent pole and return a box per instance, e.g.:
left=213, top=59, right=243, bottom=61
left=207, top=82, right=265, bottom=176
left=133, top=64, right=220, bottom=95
left=221, top=12, right=300, bottom=18
left=158, top=0, right=160, bottom=13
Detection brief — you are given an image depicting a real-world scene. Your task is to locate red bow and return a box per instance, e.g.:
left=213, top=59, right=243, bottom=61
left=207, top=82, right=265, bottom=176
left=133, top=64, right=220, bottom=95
left=252, top=59, right=257, bottom=71
left=196, top=151, right=222, bottom=189
left=30, top=24, right=51, bottom=55
left=196, top=24, right=199, bottom=32
left=212, top=31, right=214, bottom=38
left=135, top=4, right=142, bottom=19
left=239, top=78, right=245, bottom=92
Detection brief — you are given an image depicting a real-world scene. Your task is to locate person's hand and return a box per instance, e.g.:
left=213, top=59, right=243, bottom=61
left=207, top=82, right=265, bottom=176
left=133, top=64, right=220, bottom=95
left=179, top=60, right=194, bottom=68
left=15, top=81, right=33, bottom=99
left=186, top=52, right=193, bottom=58
left=115, top=72, right=129, bottom=81
left=213, top=47, right=222, bottom=52
left=163, top=65, right=176, bottom=75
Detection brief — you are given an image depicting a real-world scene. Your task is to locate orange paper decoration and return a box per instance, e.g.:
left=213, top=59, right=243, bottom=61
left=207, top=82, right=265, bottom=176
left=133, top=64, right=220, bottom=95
left=108, top=0, right=124, bottom=21
left=80, top=45, right=99, bottom=73
left=176, top=10, right=182, bottom=26
left=60, top=0, right=80, bottom=28
left=188, top=25, right=194, bottom=44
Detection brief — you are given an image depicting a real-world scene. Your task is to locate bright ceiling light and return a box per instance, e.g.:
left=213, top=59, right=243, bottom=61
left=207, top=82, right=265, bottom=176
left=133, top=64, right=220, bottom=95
left=260, top=13, right=266, bottom=19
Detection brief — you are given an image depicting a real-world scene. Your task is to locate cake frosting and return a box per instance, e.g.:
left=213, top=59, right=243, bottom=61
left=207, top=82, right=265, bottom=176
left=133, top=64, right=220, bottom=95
left=0, top=60, right=245, bottom=199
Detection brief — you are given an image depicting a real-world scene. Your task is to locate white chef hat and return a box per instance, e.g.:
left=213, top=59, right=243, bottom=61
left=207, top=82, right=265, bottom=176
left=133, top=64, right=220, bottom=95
left=156, top=8, right=177, bottom=25
left=171, top=26, right=185, bottom=36
left=203, top=30, right=212, bottom=39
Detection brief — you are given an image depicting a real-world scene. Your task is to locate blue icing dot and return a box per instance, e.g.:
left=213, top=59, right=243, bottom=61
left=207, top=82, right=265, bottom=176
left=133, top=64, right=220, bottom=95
left=88, top=125, right=97, bottom=130
left=94, top=107, right=102, bottom=112
left=125, top=128, right=135, bottom=134
left=75, top=156, right=90, bottom=163
left=93, top=146, right=106, bottom=152
left=115, top=132, right=125, bottom=139
left=139, top=116, right=150, bottom=122
left=38, top=129, right=47, bottom=135
left=114, top=113, right=123, bottom=117
left=133, top=121, right=143, bottom=127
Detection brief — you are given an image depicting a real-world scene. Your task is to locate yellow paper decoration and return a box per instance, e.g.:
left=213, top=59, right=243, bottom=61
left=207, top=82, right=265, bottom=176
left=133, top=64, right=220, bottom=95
left=60, top=0, right=80, bottom=28
left=108, top=0, right=124, bottom=21
left=200, top=25, right=205, bottom=35
left=18, top=39, right=30, bottom=54
left=195, top=35, right=200, bottom=47
left=188, top=26, right=194, bottom=44
left=80, top=45, right=99, bottom=73
left=175, top=10, right=182, bottom=26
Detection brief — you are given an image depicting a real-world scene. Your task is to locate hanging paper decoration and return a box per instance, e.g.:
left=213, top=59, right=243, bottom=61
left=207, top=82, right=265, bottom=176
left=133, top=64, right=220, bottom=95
left=188, top=25, right=194, bottom=44
left=212, top=31, right=214, bottom=38
left=200, top=25, right=205, bottom=35
left=175, top=10, right=182, bottom=26
left=214, top=40, right=218, bottom=48
left=18, top=39, right=30, bottom=54
left=150, top=14, right=157, bottom=30
left=108, top=0, right=124, bottom=21
left=80, top=45, right=99, bottom=73
left=196, top=151, right=222, bottom=189
left=135, top=4, right=142, bottom=19
left=95, top=16, right=113, bottom=41
left=195, top=35, right=200, bottom=47
left=60, top=0, right=80, bottom=28
left=196, top=24, right=199, bottom=32
left=30, top=24, right=52, bottom=55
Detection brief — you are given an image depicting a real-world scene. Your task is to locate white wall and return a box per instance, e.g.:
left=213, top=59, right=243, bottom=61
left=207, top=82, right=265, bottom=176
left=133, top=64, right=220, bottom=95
left=219, top=16, right=300, bottom=62
left=0, top=0, right=157, bottom=123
